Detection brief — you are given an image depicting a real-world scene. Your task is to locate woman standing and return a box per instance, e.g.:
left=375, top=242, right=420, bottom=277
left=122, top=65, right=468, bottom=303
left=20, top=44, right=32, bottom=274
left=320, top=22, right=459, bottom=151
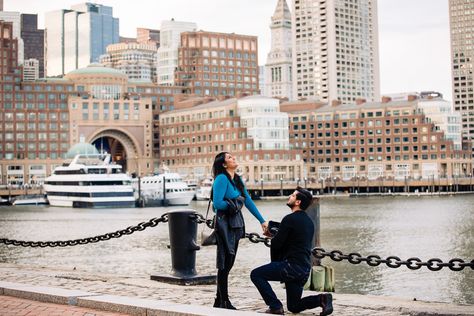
left=211, top=152, right=268, bottom=309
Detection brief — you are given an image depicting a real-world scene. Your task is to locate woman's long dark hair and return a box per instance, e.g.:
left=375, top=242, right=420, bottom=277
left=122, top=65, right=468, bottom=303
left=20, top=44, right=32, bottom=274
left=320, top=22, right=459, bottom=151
left=212, top=152, right=245, bottom=196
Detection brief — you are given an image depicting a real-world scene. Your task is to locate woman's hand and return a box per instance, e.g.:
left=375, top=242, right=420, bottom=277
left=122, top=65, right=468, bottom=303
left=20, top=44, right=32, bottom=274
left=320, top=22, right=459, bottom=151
left=261, top=221, right=269, bottom=236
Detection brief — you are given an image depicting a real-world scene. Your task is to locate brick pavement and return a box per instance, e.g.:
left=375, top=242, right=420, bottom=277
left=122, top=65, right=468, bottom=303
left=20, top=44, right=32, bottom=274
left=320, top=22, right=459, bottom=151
left=0, top=295, right=130, bottom=316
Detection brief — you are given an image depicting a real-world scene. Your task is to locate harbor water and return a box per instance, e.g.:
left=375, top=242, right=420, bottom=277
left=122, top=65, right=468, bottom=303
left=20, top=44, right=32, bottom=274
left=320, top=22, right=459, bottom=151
left=0, top=195, right=473, bottom=305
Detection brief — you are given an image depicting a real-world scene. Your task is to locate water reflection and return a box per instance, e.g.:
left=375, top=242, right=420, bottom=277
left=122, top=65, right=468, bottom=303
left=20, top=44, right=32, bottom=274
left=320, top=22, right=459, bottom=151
left=315, top=196, right=474, bottom=304
left=0, top=195, right=472, bottom=304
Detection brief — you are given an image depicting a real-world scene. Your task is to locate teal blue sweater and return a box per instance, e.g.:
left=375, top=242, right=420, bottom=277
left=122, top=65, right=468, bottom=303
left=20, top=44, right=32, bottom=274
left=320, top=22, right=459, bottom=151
left=212, top=174, right=265, bottom=224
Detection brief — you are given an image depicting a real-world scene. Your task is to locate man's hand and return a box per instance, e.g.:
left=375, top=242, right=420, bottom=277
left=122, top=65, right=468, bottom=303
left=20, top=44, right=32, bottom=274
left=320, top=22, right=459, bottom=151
left=261, top=221, right=269, bottom=236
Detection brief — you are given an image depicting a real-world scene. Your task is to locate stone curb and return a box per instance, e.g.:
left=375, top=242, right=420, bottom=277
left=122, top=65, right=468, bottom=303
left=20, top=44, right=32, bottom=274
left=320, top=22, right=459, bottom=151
left=0, top=281, right=259, bottom=316
left=1, top=279, right=473, bottom=316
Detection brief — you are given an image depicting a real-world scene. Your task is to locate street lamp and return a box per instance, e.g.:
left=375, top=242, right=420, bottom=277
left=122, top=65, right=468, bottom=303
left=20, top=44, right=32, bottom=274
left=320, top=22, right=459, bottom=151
left=356, top=175, right=360, bottom=194
left=304, top=177, right=307, bottom=189
left=470, top=174, right=473, bottom=192
left=432, top=174, right=436, bottom=194
left=392, top=174, right=395, bottom=193
left=438, top=171, right=442, bottom=194
left=260, top=178, right=264, bottom=197
left=296, top=177, right=300, bottom=187
left=333, top=177, right=338, bottom=195
left=280, top=177, right=283, bottom=196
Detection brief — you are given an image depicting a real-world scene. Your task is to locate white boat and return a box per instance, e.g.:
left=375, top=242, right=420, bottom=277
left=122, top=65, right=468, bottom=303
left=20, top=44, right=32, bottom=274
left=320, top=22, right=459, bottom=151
left=12, top=194, right=48, bottom=206
left=135, top=173, right=195, bottom=206
left=184, top=178, right=198, bottom=200
left=44, top=154, right=135, bottom=208
left=196, top=177, right=213, bottom=201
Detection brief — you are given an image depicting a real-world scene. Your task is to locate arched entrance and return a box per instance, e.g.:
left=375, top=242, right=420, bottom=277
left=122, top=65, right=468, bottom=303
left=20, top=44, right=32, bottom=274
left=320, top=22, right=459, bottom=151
left=92, top=137, right=128, bottom=170
left=89, top=129, right=141, bottom=173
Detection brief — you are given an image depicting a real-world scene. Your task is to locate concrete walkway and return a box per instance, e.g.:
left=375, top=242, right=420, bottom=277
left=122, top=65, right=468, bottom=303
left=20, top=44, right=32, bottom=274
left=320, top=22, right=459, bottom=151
left=0, top=263, right=472, bottom=316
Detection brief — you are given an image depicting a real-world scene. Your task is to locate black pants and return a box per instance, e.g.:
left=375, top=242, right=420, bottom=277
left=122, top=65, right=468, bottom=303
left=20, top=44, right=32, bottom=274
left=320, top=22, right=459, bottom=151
left=216, top=238, right=239, bottom=301
left=251, top=260, right=323, bottom=313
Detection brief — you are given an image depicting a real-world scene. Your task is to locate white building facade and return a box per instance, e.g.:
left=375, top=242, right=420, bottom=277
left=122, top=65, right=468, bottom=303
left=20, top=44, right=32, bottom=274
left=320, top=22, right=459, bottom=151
left=22, top=58, right=39, bottom=81
left=100, top=42, right=157, bottom=82
left=45, top=3, right=119, bottom=77
left=156, top=19, right=197, bottom=85
left=387, top=92, right=463, bottom=151
left=418, top=99, right=462, bottom=151
left=259, top=66, right=266, bottom=96
left=237, top=96, right=290, bottom=150
left=265, top=0, right=293, bottom=100
left=292, top=0, right=380, bottom=103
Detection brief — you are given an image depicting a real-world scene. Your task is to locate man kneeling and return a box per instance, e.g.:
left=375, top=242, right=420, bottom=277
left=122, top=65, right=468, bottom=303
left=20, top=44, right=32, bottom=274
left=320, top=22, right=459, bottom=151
left=250, top=187, right=333, bottom=315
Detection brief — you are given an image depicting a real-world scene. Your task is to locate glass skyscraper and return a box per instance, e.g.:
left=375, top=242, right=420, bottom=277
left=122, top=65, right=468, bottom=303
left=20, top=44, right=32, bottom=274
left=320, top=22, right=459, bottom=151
left=45, top=3, right=119, bottom=77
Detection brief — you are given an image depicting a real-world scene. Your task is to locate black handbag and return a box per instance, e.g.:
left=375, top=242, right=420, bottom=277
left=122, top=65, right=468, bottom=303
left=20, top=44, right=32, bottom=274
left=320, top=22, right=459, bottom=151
left=200, top=197, right=217, bottom=246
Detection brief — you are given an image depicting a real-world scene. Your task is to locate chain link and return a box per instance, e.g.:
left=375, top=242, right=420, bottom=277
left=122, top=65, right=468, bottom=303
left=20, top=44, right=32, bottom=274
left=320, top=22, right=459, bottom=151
left=0, top=213, right=169, bottom=248
left=193, top=213, right=271, bottom=246
left=312, top=247, right=474, bottom=272
left=244, top=232, right=271, bottom=247
left=4, top=212, right=470, bottom=273
left=191, top=213, right=214, bottom=228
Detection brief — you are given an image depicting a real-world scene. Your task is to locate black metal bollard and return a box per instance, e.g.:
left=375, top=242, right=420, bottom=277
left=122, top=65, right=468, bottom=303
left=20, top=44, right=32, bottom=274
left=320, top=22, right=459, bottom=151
left=150, top=209, right=216, bottom=285
left=168, top=210, right=200, bottom=277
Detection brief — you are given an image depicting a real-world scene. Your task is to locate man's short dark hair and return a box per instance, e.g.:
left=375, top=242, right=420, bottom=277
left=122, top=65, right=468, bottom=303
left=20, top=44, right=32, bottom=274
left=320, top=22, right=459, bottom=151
left=295, top=186, right=313, bottom=210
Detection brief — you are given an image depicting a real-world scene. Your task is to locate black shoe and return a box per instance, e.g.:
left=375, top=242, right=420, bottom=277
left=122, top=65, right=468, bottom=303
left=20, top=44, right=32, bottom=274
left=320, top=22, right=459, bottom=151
left=220, top=299, right=237, bottom=310
left=320, top=293, right=333, bottom=316
left=265, top=306, right=284, bottom=315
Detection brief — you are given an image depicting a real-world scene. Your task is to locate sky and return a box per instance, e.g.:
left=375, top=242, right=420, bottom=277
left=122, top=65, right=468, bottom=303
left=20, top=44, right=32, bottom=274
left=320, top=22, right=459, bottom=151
left=5, top=0, right=453, bottom=101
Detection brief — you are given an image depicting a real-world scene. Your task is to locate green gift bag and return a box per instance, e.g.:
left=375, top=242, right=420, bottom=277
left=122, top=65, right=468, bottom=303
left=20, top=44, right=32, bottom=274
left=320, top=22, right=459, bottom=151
left=303, top=269, right=312, bottom=290
left=304, top=265, right=335, bottom=292
left=323, top=265, right=335, bottom=292
left=310, top=266, right=326, bottom=291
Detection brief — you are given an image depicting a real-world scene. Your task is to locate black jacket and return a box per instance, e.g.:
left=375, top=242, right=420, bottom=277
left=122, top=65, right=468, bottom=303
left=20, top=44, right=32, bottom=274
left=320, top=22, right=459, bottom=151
left=215, top=196, right=245, bottom=269
left=270, top=210, right=314, bottom=269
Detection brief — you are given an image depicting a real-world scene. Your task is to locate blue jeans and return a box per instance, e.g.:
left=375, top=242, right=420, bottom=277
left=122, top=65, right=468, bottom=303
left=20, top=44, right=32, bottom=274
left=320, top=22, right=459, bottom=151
left=250, top=261, right=323, bottom=313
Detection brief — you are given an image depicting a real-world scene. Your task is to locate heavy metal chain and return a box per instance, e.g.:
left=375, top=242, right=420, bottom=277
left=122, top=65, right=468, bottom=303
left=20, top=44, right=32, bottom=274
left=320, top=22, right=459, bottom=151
left=193, top=213, right=271, bottom=247
left=312, top=247, right=474, bottom=272
left=244, top=232, right=271, bottom=247
left=4, top=211, right=469, bottom=273
left=194, top=215, right=474, bottom=271
left=192, top=213, right=214, bottom=228
left=0, top=214, right=169, bottom=248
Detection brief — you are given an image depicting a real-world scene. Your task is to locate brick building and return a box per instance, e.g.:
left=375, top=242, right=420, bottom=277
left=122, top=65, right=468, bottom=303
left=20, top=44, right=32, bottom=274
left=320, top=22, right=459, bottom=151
left=0, top=20, right=75, bottom=184
left=0, top=22, right=181, bottom=185
left=159, top=95, right=304, bottom=182
left=282, top=97, right=472, bottom=185
left=175, top=31, right=259, bottom=97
